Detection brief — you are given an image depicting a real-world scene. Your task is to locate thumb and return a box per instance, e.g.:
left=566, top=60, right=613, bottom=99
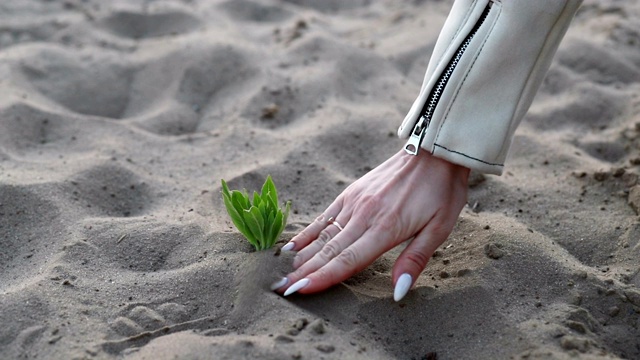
left=391, top=220, right=449, bottom=301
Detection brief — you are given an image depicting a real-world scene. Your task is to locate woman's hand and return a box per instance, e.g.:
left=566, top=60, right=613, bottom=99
left=272, top=149, right=470, bottom=301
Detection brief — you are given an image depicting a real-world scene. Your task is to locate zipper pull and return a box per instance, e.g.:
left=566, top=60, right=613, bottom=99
left=404, top=115, right=430, bottom=155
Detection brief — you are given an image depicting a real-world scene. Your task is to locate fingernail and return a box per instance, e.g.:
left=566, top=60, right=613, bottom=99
left=281, top=242, right=295, bottom=252
left=394, top=273, right=412, bottom=302
left=270, top=277, right=289, bottom=291
left=284, top=278, right=310, bottom=296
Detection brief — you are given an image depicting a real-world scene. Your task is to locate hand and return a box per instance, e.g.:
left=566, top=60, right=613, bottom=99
left=271, top=149, right=470, bottom=301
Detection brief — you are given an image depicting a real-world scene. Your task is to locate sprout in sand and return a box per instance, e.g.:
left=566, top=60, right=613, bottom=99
left=221, top=176, right=291, bottom=251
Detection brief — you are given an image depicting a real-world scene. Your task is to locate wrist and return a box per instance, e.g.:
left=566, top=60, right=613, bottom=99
left=402, top=148, right=471, bottom=184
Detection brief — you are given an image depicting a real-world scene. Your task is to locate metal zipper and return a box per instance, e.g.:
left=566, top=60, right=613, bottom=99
left=404, top=1, right=494, bottom=155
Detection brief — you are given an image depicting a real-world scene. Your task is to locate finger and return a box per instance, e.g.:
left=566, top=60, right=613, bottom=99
left=292, top=212, right=352, bottom=268
left=282, top=197, right=344, bottom=252
left=288, top=216, right=363, bottom=282
left=291, top=221, right=341, bottom=269
left=391, top=215, right=452, bottom=301
left=275, top=214, right=357, bottom=294
left=273, top=213, right=351, bottom=294
left=288, top=228, right=395, bottom=295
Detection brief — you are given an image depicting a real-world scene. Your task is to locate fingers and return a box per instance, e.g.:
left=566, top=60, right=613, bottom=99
left=288, top=217, right=364, bottom=280
left=285, top=228, right=395, bottom=295
left=282, top=197, right=344, bottom=252
left=391, top=213, right=453, bottom=301
left=275, top=215, right=362, bottom=294
left=292, top=213, right=353, bottom=268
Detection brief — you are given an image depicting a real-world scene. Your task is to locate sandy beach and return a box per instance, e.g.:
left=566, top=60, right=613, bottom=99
left=1, top=0, right=639, bottom=359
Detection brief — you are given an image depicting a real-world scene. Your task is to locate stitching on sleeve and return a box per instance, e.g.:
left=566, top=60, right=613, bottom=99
left=434, top=144, right=504, bottom=166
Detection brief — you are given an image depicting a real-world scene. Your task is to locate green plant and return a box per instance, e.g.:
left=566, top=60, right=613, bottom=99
left=221, top=175, right=291, bottom=251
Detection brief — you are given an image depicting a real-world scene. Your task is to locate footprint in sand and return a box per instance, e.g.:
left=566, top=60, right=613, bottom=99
left=110, top=303, right=189, bottom=337
left=132, top=44, right=259, bottom=136
left=576, top=140, right=627, bottom=163
left=218, top=0, right=293, bottom=23
left=98, top=10, right=202, bottom=40
left=19, top=46, right=134, bottom=119
left=0, top=184, right=63, bottom=290
left=63, top=163, right=154, bottom=218
left=78, top=220, right=207, bottom=272
left=279, top=0, right=371, bottom=13
left=0, top=104, right=81, bottom=158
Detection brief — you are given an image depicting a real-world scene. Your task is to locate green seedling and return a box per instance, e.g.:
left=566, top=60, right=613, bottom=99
left=221, top=175, right=291, bottom=251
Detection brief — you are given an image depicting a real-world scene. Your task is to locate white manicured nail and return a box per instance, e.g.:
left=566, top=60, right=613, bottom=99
left=284, top=278, right=310, bottom=296
left=394, top=273, right=412, bottom=302
left=281, top=242, right=295, bottom=252
left=270, top=277, right=289, bottom=291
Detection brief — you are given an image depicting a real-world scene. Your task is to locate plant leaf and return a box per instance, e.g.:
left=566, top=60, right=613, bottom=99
left=221, top=179, right=232, bottom=199
left=231, top=190, right=249, bottom=212
left=221, top=176, right=291, bottom=251
left=263, top=175, right=278, bottom=207
left=241, top=227, right=259, bottom=250
left=264, top=210, right=275, bottom=247
left=265, top=193, right=277, bottom=215
left=243, top=206, right=264, bottom=250
left=270, top=210, right=284, bottom=246
left=222, top=192, right=246, bottom=232
left=271, top=182, right=278, bottom=206
left=283, top=200, right=291, bottom=226
left=252, top=191, right=262, bottom=208
left=251, top=206, right=265, bottom=232
left=222, top=181, right=255, bottom=241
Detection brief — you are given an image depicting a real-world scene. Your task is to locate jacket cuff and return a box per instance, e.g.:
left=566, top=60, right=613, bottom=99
left=398, top=0, right=582, bottom=175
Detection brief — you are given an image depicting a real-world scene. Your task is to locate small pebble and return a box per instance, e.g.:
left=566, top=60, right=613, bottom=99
left=608, top=306, right=620, bottom=317
left=309, top=318, right=326, bottom=335
left=275, top=335, right=295, bottom=343
left=565, top=321, right=587, bottom=334
left=560, top=335, right=590, bottom=353
left=484, top=243, right=505, bottom=259
left=293, top=318, right=308, bottom=330
left=316, top=344, right=335, bottom=353
left=456, top=269, right=471, bottom=277
left=624, top=289, right=640, bottom=306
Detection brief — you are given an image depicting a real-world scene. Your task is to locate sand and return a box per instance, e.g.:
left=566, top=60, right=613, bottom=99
left=1, top=0, right=639, bottom=359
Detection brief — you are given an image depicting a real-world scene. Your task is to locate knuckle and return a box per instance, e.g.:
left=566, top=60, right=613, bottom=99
left=405, top=250, right=430, bottom=270
left=359, top=193, right=384, bottom=213
left=293, top=254, right=306, bottom=268
left=293, top=227, right=310, bottom=239
left=311, top=248, right=364, bottom=286
left=315, top=214, right=327, bottom=223
left=319, top=242, right=341, bottom=261
left=316, top=229, right=332, bottom=244
left=335, top=248, right=360, bottom=269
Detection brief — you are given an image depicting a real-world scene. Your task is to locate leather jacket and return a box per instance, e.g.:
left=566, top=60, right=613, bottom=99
left=398, top=0, right=583, bottom=174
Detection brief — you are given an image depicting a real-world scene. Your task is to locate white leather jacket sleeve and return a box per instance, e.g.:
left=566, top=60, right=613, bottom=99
left=398, top=0, right=583, bottom=175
